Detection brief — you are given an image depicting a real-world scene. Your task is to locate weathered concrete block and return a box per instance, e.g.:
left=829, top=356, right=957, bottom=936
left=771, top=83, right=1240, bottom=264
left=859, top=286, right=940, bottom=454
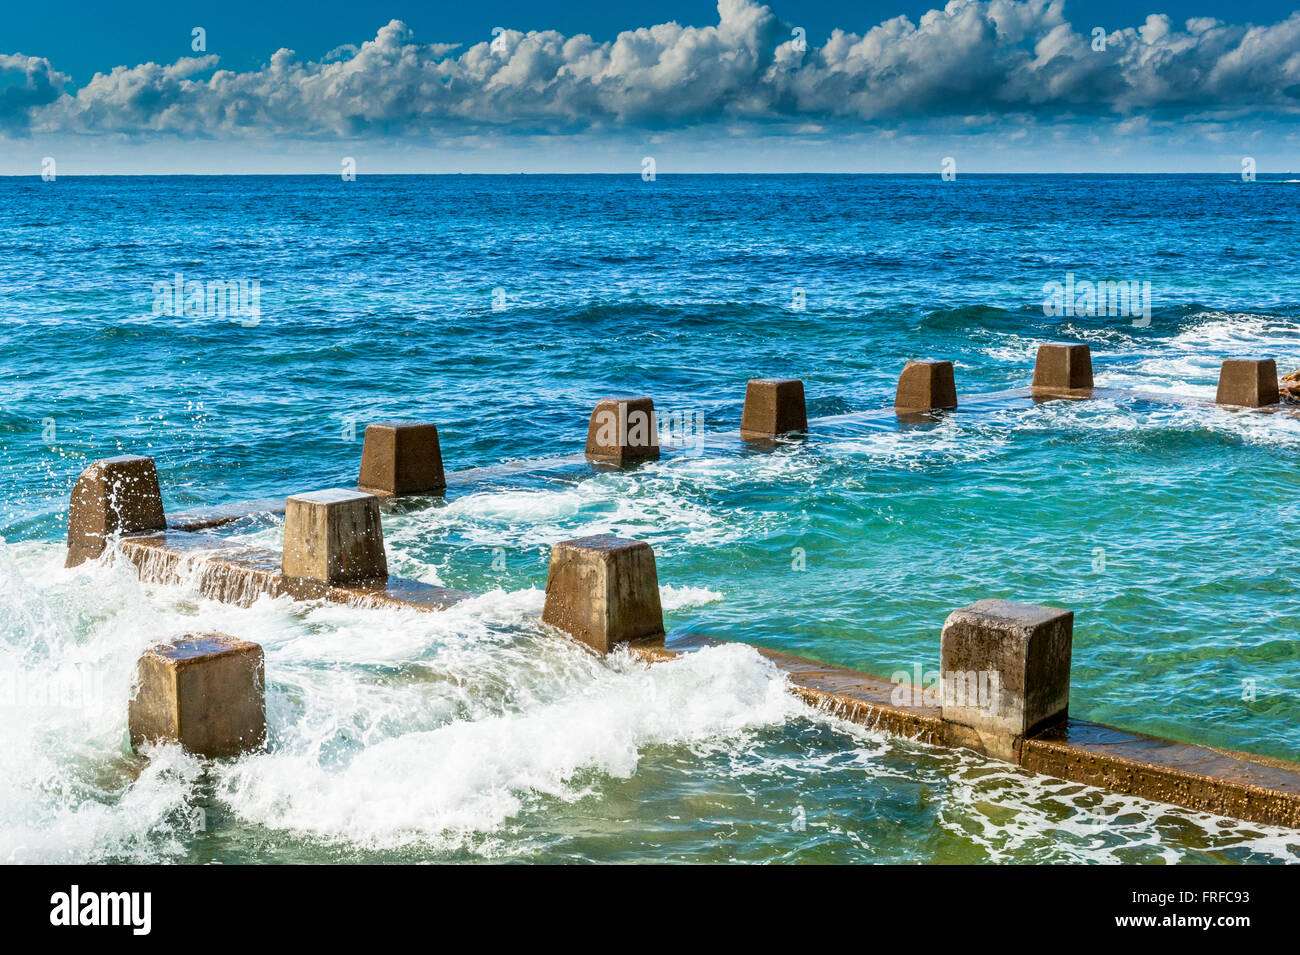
left=542, top=535, right=665, bottom=653
left=282, top=489, right=387, bottom=584
left=585, top=397, right=660, bottom=464
left=741, top=378, right=808, bottom=439
left=129, top=633, right=265, bottom=759
left=940, top=599, right=1073, bottom=762
left=1032, top=343, right=1093, bottom=395
left=1216, top=359, right=1279, bottom=408
left=66, top=455, right=167, bottom=568
left=894, top=360, right=958, bottom=413
left=358, top=421, right=446, bottom=496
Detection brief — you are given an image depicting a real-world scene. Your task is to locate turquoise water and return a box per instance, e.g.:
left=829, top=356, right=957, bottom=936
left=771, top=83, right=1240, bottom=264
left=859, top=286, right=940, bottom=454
left=3, top=175, right=1299, bottom=863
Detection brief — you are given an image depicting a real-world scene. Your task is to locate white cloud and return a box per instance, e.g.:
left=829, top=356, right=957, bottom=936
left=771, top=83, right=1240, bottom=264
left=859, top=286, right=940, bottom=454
left=0, top=53, right=68, bottom=129
left=4, top=0, right=1299, bottom=139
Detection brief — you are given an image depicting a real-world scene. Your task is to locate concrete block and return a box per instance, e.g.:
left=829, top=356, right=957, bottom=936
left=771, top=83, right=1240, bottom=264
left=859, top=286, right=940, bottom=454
left=358, top=421, right=446, bottom=496
left=1032, top=343, right=1093, bottom=395
left=740, top=378, right=808, bottom=438
left=542, top=535, right=664, bottom=653
left=894, top=360, right=958, bottom=413
left=282, top=488, right=387, bottom=585
left=1216, top=359, right=1279, bottom=408
left=940, top=599, right=1073, bottom=762
left=585, top=397, right=660, bottom=464
left=129, top=633, right=265, bottom=758
left=66, top=455, right=167, bottom=567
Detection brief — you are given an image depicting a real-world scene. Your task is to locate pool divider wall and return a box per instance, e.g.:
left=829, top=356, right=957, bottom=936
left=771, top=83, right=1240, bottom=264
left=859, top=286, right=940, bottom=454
left=161, top=367, right=1300, bottom=537
left=541, top=535, right=665, bottom=654
left=65, top=455, right=167, bottom=568
left=740, top=378, right=808, bottom=439
left=585, top=397, right=660, bottom=465
left=65, top=455, right=466, bottom=608
left=894, top=360, right=958, bottom=414
left=129, top=632, right=265, bottom=758
left=66, top=387, right=1300, bottom=825
left=282, top=489, right=388, bottom=585
left=1216, top=358, right=1280, bottom=408
left=1031, top=343, right=1093, bottom=397
left=358, top=421, right=446, bottom=496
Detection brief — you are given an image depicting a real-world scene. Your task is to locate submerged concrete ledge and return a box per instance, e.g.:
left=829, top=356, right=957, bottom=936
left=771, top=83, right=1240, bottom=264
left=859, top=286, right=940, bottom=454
left=626, top=642, right=1300, bottom=828
left=119, top=531, right=472, bottom=611
left=1022, top=722, right=1300, bottom=830
left=754, top=647, right=946, bottom=743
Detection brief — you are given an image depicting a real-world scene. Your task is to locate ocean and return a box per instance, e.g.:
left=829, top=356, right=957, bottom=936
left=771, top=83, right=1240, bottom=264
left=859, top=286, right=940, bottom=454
left=3, top=173, right=1299, bottom=862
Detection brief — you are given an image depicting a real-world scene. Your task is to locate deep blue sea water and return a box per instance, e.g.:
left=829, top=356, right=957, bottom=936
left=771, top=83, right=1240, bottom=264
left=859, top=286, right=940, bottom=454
left=3, top=174, right=1300, bottom=862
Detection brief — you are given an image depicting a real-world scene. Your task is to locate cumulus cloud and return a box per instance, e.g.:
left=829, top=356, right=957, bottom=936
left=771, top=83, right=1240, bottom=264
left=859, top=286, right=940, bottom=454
left=5, top=0, right=1300, bottom=138
left=0, top=53, right=68, bottom=130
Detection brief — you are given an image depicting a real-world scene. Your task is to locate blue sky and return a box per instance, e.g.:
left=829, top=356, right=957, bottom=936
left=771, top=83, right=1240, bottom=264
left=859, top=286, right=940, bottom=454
left=1, top=0, right=1298, bottom=173
left=6, top=0, right=1298, bottom=81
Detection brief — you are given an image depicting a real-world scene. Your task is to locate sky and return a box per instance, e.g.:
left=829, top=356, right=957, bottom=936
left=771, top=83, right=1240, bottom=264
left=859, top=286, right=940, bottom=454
left=1, top=0, right=1297, bottom=173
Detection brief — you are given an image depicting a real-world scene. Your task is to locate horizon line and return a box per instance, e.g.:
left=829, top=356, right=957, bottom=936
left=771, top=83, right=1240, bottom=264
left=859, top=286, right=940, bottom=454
left=2, top=171, right=1296, bottom=178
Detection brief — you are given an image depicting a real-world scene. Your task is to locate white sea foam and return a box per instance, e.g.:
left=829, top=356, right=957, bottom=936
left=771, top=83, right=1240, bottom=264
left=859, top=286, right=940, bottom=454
left=833, top=414, right=1009, bottom=466
left=1122, top=311, right=1300, bottom=392
left=215, top=641, right=798, bottom=851
left=0, top=543, right=206, bottom=863
left=807, top=719, right=1300, bottom=864
left=395, top=473, right=741, bottom=550
left=386, top=454, right=820, bottom=557
left=978, top=334, right=1042, bottom=365
left=0, top=540, right=787, bottom=860
left=1094, top=356, right=1219, bottom=397
left=659, top=584, right=723, bottom=611
left=934, top=759, right=1300, bottom=864
left=1006, top=390, right=1300, bottom=449
left=1167, top=311, right=1300, bottom=356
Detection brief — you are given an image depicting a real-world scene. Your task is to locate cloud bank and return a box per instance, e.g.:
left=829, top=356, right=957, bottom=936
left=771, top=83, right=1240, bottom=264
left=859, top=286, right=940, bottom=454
left=2, top=0, right=1298, bottom=139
